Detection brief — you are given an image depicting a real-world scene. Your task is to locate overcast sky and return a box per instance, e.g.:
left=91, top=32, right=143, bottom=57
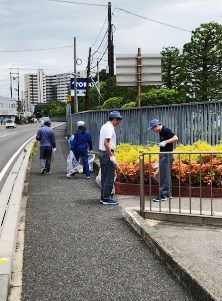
left=0, top=0, right=221, bottom=98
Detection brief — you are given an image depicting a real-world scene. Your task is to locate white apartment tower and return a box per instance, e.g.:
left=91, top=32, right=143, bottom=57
left=24, top=71, right=72, bottom=111
left=24, top=70, right=46, bottom=112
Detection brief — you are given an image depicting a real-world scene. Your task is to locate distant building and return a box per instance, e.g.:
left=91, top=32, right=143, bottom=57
left=24, top=71, right=73, bottom=112
left=0, top=96, right=17, bottom=120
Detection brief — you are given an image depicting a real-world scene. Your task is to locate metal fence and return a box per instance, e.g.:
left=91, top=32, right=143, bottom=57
left=66, top=101, right=222, bottom=151
left=139, top=150, right=222, bottom=224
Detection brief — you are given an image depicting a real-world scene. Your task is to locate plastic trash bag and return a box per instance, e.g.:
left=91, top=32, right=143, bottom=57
left=67, top=151, right=83, bottom=175
left=96, top=169, right=116, bottom=195
left=88, top=153, right=95, bottom=172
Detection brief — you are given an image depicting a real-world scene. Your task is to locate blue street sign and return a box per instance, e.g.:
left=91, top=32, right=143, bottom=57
left=70, top=77, right=98, bottom=92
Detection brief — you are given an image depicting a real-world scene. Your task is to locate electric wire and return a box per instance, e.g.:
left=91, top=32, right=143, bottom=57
left=0, top=45, right=73, bottom=53
left=90, top=15, right=108, bottom=48
left=113, top=7, right=191, bottom=33
left=49, top=0, right=107, bottom=7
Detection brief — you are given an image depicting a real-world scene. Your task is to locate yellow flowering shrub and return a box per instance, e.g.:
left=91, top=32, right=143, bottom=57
left=115, top=141, right=222, bottom=187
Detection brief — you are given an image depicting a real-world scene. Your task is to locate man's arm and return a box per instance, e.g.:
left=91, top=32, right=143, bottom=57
left=164, top=134, right=178, bottom=145
left=104, top=138, right=113, bottom=157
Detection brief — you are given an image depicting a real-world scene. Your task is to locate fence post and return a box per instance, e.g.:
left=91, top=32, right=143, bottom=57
left=140, top=151, right=145, bottom=217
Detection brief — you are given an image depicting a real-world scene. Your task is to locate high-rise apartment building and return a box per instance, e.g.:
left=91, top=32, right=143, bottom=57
left=24, top=71, right=72, bottom=112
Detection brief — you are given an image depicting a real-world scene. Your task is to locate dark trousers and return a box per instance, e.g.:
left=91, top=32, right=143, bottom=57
left=159, top=153, right=174, bottom=198
left=40, top=146, right=52, bottom=173
left=99, top=151, right=116, bottom=200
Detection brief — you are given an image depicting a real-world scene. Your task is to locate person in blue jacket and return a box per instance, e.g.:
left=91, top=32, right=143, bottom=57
left=70, top=121, right=93, bottom=179
left=36, top=119, right=56, bottom=174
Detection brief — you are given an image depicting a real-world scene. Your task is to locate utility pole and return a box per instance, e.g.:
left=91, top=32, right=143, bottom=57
left=74, top=37, right=78, bottom=113
left=10, top=68, right=20, bottom=112
left=108, top=2, right=114, bottom=77
left=137, top=48, right=142, bottom=107
left=85, top=47, right=91, bottom=110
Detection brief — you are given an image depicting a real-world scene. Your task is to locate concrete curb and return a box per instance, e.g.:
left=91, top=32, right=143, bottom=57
left=0, top=139, right=35, bottom=301
left=121, top=206, right=222, bottom=301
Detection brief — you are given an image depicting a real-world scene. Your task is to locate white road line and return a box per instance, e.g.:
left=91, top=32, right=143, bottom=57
left=0, top=135, right=35, bottom=182
left=0, top=129, right=28, bottom=138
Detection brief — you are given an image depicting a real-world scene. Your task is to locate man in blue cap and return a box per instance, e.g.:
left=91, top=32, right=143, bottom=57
left=99, top=111, right=122, bottom=205
left=36, top=119, right=56, bottom=174
left=148, top=119, right=178, bottom=202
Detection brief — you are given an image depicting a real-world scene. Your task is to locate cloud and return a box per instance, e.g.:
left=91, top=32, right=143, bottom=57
left=0, top=0, right=221, bottom=97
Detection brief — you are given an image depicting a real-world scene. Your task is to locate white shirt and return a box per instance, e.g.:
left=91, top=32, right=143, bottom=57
left=99, top=121, right=116, bottom=151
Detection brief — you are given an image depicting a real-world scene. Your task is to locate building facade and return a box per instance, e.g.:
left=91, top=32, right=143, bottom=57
left=24, top=71, right=72, bottom=112
left=0, top=96, right=17, bottom=120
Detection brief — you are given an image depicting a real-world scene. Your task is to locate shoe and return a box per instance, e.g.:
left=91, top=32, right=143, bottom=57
left=100, top=199, right=103, bottom=204
left=86, top=176, right=90, bottom=179
left=67, top=173, right=75, bottom=178
left=46, top=171, right=50, bottom=174
left=102, top=198, right=119, bottom=205
left=41, top=168, right=45, bottom=174
left=153, top=196, right=167, bottom=202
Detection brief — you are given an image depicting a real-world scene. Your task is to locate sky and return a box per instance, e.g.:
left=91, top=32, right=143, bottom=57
left=0, top=0, right=222, bottom=98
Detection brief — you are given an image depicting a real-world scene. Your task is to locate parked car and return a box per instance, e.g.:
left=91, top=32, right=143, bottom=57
left=5, top=119, right=17, bottom=129
left=40, top=117, right=50, bottom=127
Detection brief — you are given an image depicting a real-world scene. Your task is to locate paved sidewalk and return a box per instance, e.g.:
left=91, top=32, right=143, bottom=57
left=20, top=125, right=195, bottom=301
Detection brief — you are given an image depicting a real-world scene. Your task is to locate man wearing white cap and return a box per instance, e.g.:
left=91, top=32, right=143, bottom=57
left=99, top=111, right=122, bottom=205
left=148, top=119, right=178, bottom=202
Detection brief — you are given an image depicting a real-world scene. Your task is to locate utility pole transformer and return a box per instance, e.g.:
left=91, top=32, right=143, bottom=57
left=108, top=2, right=114, bottom=77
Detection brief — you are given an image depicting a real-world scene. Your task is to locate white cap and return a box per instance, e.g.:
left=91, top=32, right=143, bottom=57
left=77, top=120, right=85, bottom=127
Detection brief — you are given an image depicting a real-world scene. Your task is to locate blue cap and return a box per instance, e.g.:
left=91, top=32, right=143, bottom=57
left=44, top=119, right=51, bottom=126
left=148, top=119, right=160, bottom=130
left=109, top=111, right=122, bottom=119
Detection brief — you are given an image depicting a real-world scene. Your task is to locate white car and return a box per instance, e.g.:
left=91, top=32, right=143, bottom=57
left=5, top=119, right=17, bottom=129
left=40, top=117, right=50, bottom=127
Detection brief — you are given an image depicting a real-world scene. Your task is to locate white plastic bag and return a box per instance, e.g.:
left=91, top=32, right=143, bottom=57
left=67, top=151, right=82, bottom=175
left=88, top=153, right=95, bottom=172
left=96, top=169, right=101, bottom=187
left=96, top=169, right=116, bottom=194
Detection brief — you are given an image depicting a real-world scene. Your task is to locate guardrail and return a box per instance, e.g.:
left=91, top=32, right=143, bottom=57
left=139, top=151, right=222, bottom=224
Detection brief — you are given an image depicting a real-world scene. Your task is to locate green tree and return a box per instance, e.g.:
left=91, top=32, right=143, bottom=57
left=141, top=88, right=181, bottom=106
left=161, top=46, right=181, bottom=89
left=183, top=22, right=222, bottom=102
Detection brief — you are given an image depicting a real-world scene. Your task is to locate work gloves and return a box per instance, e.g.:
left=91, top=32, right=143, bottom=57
left=159, top=141, right=166, bottom=147
left=110, top=155, right=118, bottom=165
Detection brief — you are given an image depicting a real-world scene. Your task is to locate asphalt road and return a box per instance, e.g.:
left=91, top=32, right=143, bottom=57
left=0, top=122, right=63, bottom=190
left=21, top=125, right=196, bottom=301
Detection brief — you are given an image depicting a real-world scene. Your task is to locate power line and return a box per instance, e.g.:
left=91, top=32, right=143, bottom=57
left=49, top=0, right=107, bottom=7
left=114, top=7, right=192, bottom=33
left=0, top=45, right=73, bottom=53
left=91, top=15, right=108, bottom=48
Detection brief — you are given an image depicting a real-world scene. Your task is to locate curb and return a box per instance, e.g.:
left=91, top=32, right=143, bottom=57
left=0, top=139, right=35, bottom=301
left=121, top=207, right=222, bottom=301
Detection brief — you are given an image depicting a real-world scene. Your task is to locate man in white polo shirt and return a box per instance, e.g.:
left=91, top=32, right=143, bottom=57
left=99, top=111, right=122, bottom=205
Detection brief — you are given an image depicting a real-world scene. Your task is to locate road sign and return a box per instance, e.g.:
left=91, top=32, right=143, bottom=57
left=116, top=54, right=162, bottom=86
left=70, top=77, right=98, bottom=92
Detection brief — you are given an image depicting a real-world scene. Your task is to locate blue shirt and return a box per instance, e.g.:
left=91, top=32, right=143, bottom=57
left=71, top=129, right=92, bottom=151
left=36, top=126, right=56, bottom=148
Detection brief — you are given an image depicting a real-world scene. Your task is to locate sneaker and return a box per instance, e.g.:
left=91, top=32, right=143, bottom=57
left=153, top=196, right=167, bottom=202
left=67, top=173, right=75, bottom=178
left=102, top=198, right=119, bottom=205
left=86, top=176, right=90, bottom=179
left=100, top=199, right=103, bottom=204
left=46, top=171, right=50, bottom=174
left=41, top=168, right=45, bottom=174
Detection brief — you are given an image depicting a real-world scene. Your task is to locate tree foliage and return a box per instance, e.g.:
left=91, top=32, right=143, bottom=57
left=183, top=22, right=222, bottom=102
left=34, top=101, right=66, bottom=118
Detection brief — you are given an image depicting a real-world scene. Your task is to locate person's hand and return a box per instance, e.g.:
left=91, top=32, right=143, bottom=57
left=110, top=155, right=117, bottom=165
left=159, top=141, right=166, bottom=147
left=52, top=148, right=56, bottom=153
